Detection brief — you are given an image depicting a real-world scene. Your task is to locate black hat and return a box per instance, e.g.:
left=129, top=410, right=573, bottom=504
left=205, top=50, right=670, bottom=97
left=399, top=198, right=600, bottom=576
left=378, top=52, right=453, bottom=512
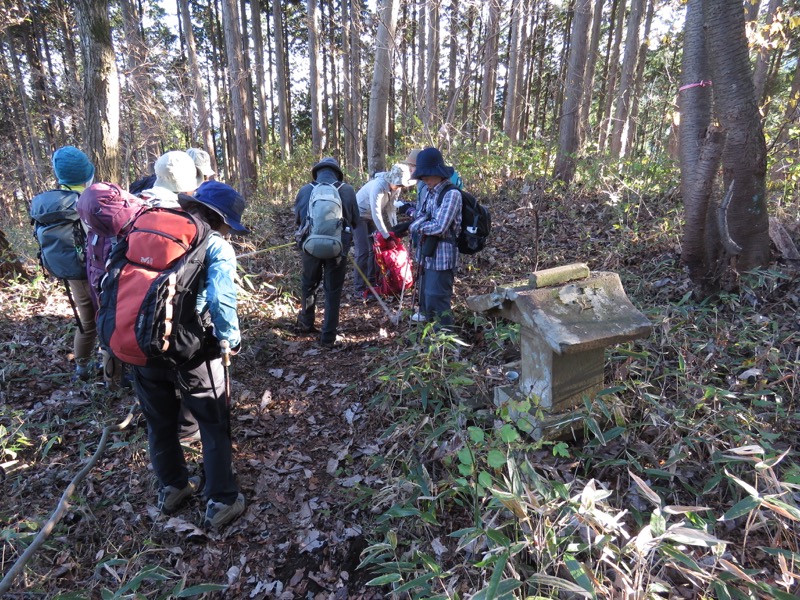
left=311, top=157, right=344, bottom=181
left=410, top=147, right=453, bottom=180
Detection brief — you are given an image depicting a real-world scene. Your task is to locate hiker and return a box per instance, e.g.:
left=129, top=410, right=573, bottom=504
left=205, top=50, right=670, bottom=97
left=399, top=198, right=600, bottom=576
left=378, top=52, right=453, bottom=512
left=139, top=151, right=199, bottom=207
left=352, top=164, right=415, bottom=299
left=185, top=148, right=216, bottom=188
left=407, top=147, right=462, bottom=326
left=397, top=148, right=462, bottom=218
left=132, top=181, right=248, bottom=529
left=136, top=151, right=202, bottom=438
left=30, top=146, right=97, bottom=380
left=76, top=183, right=145, bottom=388
left=130, top=148, right=215, bottom=195
left=294, top=157, right=359, bottom=348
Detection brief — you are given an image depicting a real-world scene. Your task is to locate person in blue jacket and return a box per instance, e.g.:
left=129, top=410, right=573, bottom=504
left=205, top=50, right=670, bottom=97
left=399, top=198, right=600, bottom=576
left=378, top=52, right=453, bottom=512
left=133, top=181, right=248, bottom=530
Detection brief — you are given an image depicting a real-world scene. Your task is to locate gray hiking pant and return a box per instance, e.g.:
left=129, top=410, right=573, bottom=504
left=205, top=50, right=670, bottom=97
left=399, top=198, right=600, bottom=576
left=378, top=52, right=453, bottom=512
left=352, top=217, right=377, bottom=294
left=133, top=356, right=239, bottom=504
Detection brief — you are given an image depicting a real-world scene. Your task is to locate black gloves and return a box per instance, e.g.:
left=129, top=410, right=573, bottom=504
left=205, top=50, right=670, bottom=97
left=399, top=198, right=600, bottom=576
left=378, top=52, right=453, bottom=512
left=391, top=221, right=411, bottom=237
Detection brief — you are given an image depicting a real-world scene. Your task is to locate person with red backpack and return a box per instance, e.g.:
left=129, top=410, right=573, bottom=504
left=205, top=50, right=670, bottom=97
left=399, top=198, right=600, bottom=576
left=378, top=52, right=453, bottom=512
left=76, top=183, right=145, bottom=388
left=128, top=181, right=249, bottom=529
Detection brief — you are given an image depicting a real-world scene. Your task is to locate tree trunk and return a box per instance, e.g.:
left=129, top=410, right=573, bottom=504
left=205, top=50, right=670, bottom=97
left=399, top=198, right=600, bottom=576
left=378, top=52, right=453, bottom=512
left=553, top=0, right=593, bottom=184
left=624, top=0, right=655, bottom=155
left=705, top=0, right=770, bottom=274
left=308, top=0, right=324, bottom=155
left=179, top=0, right=216, bottom=168
left=609, top=0, right=645, bottom=158
left=503, top=0, right=524, bottom=143
left=424, top=0, right=440, bottom=131
left=220, top=0, right=257, bottom=195
left=272, top=0, right=292, bottom=159
left=75, top=0, right=120, bottom=183
left=680, top=0, right=715, bottom=287
left=249, top=0, right=269, bottom=157
left=597, top=0, right=625, bottom=152
left=579, top=0, right=605, bottom=142
left=120, top=0, right=161, bottom=164
left=367, top=0, right=399, bottom=175
left=752, top=0, right=783, bottom=108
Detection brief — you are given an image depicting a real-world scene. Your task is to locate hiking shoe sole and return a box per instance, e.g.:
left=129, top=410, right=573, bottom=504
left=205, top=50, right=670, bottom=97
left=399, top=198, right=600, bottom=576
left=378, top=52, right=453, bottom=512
left=204, top=493, right=245, bottom=529
left=157, top=476, right=201, bottom=514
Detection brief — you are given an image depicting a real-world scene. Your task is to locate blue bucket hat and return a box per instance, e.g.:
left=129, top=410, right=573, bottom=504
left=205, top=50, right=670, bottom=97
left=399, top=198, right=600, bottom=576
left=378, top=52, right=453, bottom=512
left=410, top=147, right=454, bottom=180
left=180, top=181, right=249, bottom=234
left=52, top=146, right=95, bottom=186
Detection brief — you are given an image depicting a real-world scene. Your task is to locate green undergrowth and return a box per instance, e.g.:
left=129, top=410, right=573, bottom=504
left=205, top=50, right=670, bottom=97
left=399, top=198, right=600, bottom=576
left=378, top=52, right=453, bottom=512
left=357, top=267, right=800, bottom=599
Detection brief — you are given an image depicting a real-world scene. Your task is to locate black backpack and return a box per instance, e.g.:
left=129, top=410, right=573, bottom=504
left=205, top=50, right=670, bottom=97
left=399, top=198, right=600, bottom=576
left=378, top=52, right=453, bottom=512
left=437, top=183, right=491, bottom=255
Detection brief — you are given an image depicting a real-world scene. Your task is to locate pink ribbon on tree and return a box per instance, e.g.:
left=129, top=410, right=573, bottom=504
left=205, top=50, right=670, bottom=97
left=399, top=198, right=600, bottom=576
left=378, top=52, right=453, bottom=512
left=679, top=80, right=713, bottom=92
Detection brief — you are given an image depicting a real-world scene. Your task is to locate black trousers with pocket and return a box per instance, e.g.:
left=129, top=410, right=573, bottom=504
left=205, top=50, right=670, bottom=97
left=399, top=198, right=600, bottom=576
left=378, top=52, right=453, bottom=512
left=133, top=355, right=239, bottom=505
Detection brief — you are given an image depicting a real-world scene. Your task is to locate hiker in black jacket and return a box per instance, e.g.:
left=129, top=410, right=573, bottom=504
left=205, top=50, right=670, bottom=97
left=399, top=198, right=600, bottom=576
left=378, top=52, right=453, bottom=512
left=293, top=157, right=359, bottom=348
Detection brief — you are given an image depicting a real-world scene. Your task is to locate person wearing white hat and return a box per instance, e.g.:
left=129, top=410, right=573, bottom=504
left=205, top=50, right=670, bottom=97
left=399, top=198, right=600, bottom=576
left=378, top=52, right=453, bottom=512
left=140, top=151, right=199, bottom=208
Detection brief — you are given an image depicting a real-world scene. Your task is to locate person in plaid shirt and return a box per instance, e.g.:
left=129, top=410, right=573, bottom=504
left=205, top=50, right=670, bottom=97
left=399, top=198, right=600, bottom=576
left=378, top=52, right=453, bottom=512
left=408, top=147, right=462, bottom=327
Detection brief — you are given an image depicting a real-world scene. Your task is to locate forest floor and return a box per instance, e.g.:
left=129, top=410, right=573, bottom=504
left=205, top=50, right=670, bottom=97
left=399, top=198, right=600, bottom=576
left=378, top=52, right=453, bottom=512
left=1, top=183, right=799, bottom=598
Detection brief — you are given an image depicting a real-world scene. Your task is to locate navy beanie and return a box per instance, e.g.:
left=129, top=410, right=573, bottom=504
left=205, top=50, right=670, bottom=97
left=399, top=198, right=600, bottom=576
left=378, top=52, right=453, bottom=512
left=52, top=146, right=95, bottom=187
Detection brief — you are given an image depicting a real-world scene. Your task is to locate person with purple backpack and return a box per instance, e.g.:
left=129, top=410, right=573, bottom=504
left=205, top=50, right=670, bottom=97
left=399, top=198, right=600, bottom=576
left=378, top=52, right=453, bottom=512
left=77, top=183, right=145, bottom=389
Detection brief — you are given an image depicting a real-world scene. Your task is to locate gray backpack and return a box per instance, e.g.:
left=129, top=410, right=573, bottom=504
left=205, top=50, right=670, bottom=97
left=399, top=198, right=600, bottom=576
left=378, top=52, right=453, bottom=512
left=30, top=189, right=87, bottom=280
left=302, top=182, right=344, bottom=259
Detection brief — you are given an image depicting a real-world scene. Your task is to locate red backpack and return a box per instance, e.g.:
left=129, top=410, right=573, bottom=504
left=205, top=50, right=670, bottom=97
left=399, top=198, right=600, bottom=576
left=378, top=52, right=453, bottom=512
left=97, top=207, right=211, bottom=368
left=373, top=233, right=414, bottom=297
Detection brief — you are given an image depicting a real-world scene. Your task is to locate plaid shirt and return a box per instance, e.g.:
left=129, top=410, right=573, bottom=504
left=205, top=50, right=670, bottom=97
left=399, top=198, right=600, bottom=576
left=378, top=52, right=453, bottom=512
left=409, top=180, right=462, bottom=271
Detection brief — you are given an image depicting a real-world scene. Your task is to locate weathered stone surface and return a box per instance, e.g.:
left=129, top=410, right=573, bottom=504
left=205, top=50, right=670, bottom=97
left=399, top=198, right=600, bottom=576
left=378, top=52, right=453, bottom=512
left=471, top=265, right=652, bottom=438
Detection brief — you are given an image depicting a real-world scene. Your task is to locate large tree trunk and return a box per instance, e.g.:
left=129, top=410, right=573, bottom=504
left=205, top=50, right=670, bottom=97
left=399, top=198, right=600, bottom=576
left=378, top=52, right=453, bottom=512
left=680, top=0, right=716, bottom=288
left=424, top=0, right=440, bottom=131
left=503, top=0, right=525, bottom=143
left=705, top=0, right=770, bottom=274
left=75, top=0, right=120, bottom=183
left=367, top=0, right=399, bottom=175
left=553, top=0, right=592, bottom=184
left=478, top=0, right=501, bottom=147
left=220, top=0, right=257, bottom=195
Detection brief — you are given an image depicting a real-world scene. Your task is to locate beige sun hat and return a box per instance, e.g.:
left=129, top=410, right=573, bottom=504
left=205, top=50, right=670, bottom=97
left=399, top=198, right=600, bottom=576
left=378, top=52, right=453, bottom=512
left=403, top=149, right=421, bottom=167
left=385, top=163, right=416, bottom=187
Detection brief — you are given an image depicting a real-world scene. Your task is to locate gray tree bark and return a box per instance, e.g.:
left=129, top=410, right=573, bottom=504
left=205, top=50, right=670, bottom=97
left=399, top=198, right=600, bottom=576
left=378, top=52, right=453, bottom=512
left=308, top=0, right=324, bottom=154
left=367, top=0, right=400, bottom=175
left=553, top=0, right=593, bottom=184
left=609, top=0, right=645, bottom=157
left=479, top=0, right=501, bottom=147
left=272, top=0, right=291, bottom=159
left=75, top=0, right=120, bottom=182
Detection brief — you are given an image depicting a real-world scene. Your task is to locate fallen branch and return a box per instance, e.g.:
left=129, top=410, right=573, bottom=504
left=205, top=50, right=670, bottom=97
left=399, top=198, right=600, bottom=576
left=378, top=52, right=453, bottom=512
left=0, top=408, right=136, bottom=595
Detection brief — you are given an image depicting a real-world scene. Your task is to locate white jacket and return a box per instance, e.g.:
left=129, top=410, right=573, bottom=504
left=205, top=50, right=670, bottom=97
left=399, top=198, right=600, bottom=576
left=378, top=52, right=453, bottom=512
left=355, top=173, right=398, bottom=238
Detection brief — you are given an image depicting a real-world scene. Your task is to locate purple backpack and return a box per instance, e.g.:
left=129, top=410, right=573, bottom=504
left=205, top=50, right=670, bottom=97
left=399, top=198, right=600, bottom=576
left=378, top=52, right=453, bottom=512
left=77, top=183, right=144, bottom=309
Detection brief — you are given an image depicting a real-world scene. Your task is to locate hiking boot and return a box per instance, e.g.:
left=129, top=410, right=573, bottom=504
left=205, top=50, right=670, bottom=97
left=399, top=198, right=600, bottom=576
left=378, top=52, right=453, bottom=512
left=295, top=318, right=319, bottom=333
left=204, top=493, right=245, bottom=529
left=157, top=476, right=201, bottom=514
left=73, top=362, right=95, bottom=382
left=410, top=311, right=427, bottom=323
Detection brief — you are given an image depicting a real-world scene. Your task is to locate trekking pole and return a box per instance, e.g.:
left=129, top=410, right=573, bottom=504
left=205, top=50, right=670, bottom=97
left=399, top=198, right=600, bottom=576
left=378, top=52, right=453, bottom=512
left=220, top=339, right=232, bottom=439
left=236, top=242, right=294, bottom=259
left=348, top=254, right=399, bottom=325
